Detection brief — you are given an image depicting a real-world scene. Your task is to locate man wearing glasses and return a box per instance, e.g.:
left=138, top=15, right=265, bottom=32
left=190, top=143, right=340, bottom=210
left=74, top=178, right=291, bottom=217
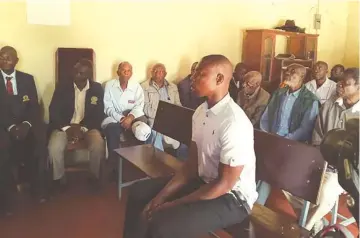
left=236, top=71, right=270, bottom=127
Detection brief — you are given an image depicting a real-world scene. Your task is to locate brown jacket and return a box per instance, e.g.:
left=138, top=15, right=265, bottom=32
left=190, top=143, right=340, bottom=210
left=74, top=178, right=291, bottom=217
left=237, top=87, right=270, bottom=126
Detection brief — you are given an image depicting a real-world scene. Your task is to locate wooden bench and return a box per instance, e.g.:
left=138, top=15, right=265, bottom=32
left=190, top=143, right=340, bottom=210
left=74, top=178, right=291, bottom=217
left=114, top=101, right=326, bottom=237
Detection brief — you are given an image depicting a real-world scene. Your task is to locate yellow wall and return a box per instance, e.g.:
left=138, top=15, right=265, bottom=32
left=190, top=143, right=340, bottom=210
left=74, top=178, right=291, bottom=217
left=344, top=1, right=360, bottom=67
left=0, top=1, right=355, bottom=120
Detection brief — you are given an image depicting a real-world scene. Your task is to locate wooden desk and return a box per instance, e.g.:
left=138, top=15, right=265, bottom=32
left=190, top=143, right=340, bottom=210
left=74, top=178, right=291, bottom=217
left=114, top=144, right=183, bottom=198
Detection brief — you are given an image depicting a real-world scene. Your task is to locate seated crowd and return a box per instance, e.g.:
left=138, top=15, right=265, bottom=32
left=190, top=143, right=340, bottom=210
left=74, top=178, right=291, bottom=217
left=0, top=45, right=358, bottom=237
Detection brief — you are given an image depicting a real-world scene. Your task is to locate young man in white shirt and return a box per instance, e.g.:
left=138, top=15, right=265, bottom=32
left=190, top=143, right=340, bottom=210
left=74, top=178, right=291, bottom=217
left=305, top=61, right=337, bottom=104
left=102, top=62, right=145, bottom=161
left=123, top=55, right=258, bottom=238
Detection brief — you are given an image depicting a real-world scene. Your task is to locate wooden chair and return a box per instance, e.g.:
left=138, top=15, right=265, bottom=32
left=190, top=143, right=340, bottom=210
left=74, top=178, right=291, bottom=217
left=213, top=130, right=327, bottom=237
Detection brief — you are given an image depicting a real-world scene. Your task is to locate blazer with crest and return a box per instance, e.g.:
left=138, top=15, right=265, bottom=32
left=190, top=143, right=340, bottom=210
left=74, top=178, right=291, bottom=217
left=0, top=70, right=41, bottom=130
left=49, top=80, right=105, bottom=132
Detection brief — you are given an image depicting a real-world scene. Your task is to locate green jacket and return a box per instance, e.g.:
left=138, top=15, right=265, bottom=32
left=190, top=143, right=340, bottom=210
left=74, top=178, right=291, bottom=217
left=267, top=85, right=319, bottom=133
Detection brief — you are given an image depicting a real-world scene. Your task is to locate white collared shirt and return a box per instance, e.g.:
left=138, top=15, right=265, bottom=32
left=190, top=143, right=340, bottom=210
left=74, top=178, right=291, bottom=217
left=1, top=70, right=18, bottom=95
left=62, top=80, right=90, bottom=132
left=192, top=94, right=258, bottom=208
left=102, top=78, right=144, bottom=128
left=305, top=78, right=336, bottom=104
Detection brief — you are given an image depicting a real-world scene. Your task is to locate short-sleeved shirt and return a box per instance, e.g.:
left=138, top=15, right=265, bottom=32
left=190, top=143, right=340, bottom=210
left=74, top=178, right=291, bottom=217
left=305, top=78, right=336, bottom=104
left=192, top=94, right=258, bottom=208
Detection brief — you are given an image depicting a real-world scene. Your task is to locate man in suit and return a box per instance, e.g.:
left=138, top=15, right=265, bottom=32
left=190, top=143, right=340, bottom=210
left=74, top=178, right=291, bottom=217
left=48, top=59, right=105, bottom=188
left=0, top=46, right=47, bottom=213
left=229, top=62, right=247, bottom=101
left=237, top=71, right=270, bottom=126
left=178, top=62, right=204, bottom=110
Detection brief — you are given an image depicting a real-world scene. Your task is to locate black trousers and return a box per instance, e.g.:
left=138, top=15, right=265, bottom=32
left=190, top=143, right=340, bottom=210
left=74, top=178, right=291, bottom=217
left=3, top=125, right=47, bottom=197
left=124, top=177, right=249, bottom=238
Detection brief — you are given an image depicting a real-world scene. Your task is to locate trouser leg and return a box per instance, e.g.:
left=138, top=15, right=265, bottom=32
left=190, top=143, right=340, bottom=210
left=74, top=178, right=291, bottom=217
left=104, top=123, right=123, bottom=161
left=48, top=130, right=68, bottom=180
left=84, top=129, right=105, bottom=179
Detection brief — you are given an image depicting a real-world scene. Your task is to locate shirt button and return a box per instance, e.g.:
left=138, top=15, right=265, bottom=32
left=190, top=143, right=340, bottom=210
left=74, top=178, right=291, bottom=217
left=203, top=122, right=205, bottom=125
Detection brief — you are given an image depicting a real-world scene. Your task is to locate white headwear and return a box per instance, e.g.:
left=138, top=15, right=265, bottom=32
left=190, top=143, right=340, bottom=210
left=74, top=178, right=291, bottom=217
left=163, top=136, right=180, bottom=149
left=132, top=121, right=151, bottom=141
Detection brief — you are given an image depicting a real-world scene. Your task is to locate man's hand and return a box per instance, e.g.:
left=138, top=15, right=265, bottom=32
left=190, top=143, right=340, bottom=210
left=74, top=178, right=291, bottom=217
left=9, top=126, right=20, bottom=140
left=17, top=122, right=31, bottom=140
left=120, top=115, right=134, bottom=130
left=66, top=124, right=84, bottom=143
left=142, top=196, right=166, bottom=221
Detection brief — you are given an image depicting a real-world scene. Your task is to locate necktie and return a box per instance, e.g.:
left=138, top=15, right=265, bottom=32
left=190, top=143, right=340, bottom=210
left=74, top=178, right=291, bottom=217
left=5, top=77, right=14, bottom=95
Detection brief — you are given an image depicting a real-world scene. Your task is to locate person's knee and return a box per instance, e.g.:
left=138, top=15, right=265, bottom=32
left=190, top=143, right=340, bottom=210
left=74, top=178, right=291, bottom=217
left=104, top=123, right=122, bottom=137
left=48, top=131, right=67, bottom=157
left=86, top=130, right=105, bottom=152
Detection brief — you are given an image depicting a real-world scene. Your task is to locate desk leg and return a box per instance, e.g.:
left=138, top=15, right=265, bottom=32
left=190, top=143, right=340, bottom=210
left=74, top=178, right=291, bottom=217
left=256, top=181, right=271, bottom=205
left=299, top=201, right=310, bottom=227
left=118, top=156, right=123, bottom=199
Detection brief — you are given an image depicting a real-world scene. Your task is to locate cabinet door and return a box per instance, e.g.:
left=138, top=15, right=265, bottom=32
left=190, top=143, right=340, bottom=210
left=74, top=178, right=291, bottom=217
left=288, top=35, right=305, bottom=59
left=56, top=48, right=95, bottom=84
left=305, top=36, right=318, bottom=61
left=261, top=36, right=274, bottom=81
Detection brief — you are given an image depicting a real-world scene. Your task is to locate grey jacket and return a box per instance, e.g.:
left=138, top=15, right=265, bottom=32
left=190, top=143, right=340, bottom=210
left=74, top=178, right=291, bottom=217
left=141, top=79, right=181, bottom=126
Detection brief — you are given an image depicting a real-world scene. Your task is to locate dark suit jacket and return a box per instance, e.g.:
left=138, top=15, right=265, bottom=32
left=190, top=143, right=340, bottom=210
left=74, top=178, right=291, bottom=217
left=229, top=78, right=239, bottom=102
left=178, top=75, right=204, bottom=110
left=0, top=70, right=41, bottom=130
left=49, top=80, right=105, bottom=132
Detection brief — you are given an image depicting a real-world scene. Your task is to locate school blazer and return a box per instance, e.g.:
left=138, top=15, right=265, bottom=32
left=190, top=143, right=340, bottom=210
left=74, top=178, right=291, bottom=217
left=49, top=81, right=105, bottom=132
left=0, top=70, right=41, bottom=130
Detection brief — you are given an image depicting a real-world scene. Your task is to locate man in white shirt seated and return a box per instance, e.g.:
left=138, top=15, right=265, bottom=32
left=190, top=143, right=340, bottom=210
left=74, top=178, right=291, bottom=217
left=102, top=62, right=148, bottom=162
left=305, top=61, right=336, bottom=104
left=123, top=55, right=258, bottom=238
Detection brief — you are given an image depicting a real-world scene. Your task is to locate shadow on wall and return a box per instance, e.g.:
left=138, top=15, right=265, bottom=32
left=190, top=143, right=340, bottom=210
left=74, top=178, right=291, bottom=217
left=41, top=81, right=56, bottom=123
left=174, top=56, right=193, bottom=84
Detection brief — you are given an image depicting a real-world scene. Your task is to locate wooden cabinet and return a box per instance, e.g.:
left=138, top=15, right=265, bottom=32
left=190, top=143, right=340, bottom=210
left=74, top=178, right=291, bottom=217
left=56, top=48, right=95, bottom=84
left=242, top=29, right=318, bottom=92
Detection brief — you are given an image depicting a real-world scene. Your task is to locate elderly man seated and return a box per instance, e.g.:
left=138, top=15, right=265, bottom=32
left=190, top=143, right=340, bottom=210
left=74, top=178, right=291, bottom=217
left=102, top=61, right=150, bottom=163
left=305, top=61, right=336, bottom=105
left=141, top=63, right=182, bottom=151
left=260, top=63, right=319, bottom=143
left=236, top=71, right=270, bottom=126
left=48, top=59, right=106, bottom=189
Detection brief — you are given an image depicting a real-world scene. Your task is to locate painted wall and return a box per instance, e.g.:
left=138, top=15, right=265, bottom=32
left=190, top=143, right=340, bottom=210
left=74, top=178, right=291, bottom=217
left=0, top=1, right=354, bottom=120
left=344, top=1, right=359, bottom=67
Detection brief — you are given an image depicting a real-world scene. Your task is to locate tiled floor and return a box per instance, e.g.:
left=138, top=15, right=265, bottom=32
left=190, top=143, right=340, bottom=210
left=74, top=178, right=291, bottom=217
left=0, top=172, right=358, bottom=238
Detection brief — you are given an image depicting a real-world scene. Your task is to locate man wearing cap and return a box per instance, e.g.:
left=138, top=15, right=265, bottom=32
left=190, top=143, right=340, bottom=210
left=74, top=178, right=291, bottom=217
left=124, top=55, right=258, bottom=238
left=102, top=62, right=147, bottom=162
left=141, top=63, right=182, bottom=151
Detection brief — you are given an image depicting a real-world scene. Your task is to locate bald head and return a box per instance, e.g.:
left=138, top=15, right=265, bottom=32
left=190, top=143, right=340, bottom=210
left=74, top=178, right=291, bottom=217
left=0, top=46, right=19, bottom=74
left=244, top=71, right=262, bottom=84
left=242, top=71, right=262, bottom=95
left=199, top=54, right=233, bottom=83
left=283, top=63, right=306, bottom=91
left=152, top=63, right=167, bottom=86
left=0, top=46, right=17, bottom=57
left=117, top=61, right=133, bottom=82
left=191, top=54, right=233, bottom=101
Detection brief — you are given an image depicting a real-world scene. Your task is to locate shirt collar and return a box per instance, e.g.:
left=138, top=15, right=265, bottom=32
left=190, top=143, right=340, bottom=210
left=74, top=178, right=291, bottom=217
left=335, top=97, right=360, bottom=113
left=205, top=93, right=232, bottom=115
left=115, top=78, right=136, bottom=92
left=286, top=87, right=301, bottom=98
left=1, top=70, right=16, bottom=79
left=74, top=80, right=90, bottom=92
left=150, top=79, right=169, bottom=89
left=311, top=77, right=331, bottom=88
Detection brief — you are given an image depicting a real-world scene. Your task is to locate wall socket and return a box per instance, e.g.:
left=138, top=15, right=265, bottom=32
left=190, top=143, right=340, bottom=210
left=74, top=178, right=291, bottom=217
left=314, top=13, right=321, bottom=30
